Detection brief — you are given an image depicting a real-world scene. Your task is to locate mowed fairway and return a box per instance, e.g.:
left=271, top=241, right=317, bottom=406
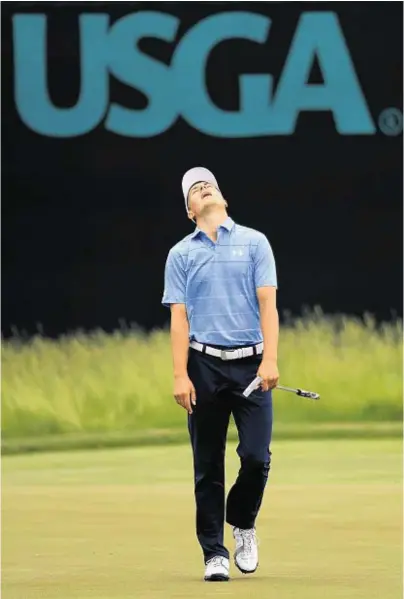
left=2, top=439, right=402, bottom=599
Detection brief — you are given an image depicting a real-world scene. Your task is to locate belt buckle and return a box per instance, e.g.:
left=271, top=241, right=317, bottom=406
left=221, top=348, right=241, bottom=360
left=220, top=349, right=230, bottom=360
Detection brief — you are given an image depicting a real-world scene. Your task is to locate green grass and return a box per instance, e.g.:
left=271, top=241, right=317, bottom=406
left=2, top=313, right=402, bottom=440
left=2, top=422, right=403, bottom=456
left=2, top=439, right=403, bottom=599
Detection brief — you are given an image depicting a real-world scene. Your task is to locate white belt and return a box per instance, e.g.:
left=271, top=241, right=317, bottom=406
left=190, top=340, right=263, bottom=361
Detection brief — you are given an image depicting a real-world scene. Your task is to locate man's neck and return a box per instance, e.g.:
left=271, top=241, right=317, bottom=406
left=196, top=210, right=228, bottom=241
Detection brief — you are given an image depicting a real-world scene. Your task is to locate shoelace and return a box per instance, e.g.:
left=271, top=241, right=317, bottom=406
left=207, top=556, right=226, bottom=568
left=238, top=529, right=258, bottom=554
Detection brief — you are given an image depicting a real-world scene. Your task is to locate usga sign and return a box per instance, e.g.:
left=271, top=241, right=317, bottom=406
left=13, top=11, right=380, bottom=137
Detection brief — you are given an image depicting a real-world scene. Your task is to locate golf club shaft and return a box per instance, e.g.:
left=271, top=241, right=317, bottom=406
left=276, top=384, right=300, bottom=394
left=243, top=377, right=319, bottom=399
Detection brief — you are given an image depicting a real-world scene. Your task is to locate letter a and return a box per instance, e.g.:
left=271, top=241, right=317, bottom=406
left=271, top=12, right=375, bottom=134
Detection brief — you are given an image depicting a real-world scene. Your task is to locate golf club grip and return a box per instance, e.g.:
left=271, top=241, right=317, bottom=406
left=242, top=376, right=262, bottom=397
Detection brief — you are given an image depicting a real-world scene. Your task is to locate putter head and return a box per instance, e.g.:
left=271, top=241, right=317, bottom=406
left=297, top=388, right=320, bottom=400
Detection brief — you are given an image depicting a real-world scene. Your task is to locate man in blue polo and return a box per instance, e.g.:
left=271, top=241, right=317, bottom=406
left=162, top=167, right=279, bottom=582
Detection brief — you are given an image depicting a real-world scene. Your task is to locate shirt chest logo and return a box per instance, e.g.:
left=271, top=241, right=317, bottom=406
left=232, top=248, right=244, bottom=257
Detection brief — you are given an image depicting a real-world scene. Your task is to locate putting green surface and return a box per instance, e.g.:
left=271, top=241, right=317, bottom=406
left=2, top=439, right=403, bottom=599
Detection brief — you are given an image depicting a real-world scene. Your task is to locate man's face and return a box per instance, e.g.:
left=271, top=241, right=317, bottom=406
left=187, top=181, right=226, bottom=217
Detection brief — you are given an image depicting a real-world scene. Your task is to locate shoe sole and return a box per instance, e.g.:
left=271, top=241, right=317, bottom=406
left=204, top=574, right=229, bottom=582
left=234, top=558, right=259, bottom=575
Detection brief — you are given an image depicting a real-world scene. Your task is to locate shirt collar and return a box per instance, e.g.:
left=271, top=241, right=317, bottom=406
left=190, top=216, right=235, bottom=239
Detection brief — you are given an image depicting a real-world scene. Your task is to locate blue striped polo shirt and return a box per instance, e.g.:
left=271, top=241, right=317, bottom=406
left=162, top=216, right=277, bottom=346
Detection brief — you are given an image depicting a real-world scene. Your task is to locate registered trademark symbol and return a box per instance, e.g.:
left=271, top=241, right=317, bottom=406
left=378, top=108, right=403, bottom=136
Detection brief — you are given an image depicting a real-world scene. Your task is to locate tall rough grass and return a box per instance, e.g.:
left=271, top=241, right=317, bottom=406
left=2, top=313, right=402, bottom=439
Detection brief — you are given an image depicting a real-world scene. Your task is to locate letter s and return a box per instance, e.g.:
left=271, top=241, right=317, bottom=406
left=13, top=14, right=109, bottom=137
left=105, top=12, right=180, bottom=137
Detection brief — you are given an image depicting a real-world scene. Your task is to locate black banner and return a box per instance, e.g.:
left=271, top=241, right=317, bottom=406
left=2, top=1, right=403, bottom=336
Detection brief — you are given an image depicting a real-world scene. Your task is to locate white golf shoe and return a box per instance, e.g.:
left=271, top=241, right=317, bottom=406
left=204, top=556, right=230, bottom=582
left=233, top=527, right=259, bottom=574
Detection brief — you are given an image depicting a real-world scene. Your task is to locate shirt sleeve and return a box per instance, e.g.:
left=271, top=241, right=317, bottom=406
left=253, top=235, right=278, bottom=288
left=162, top=248, right=186, bottom=307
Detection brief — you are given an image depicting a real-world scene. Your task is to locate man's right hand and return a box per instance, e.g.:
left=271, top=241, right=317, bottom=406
left=173, top=375, right=196, bottom=415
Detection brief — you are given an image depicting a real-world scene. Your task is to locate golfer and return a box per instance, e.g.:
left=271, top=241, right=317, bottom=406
left=162, top=167, right=279, bottom=582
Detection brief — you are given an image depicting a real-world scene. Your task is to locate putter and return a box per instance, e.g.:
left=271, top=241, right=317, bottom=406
left=243, top=376, right=320, bottom=400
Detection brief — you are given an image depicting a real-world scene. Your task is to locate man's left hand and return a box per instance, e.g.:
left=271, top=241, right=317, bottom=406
left=257, top=359, right=279, bottom=391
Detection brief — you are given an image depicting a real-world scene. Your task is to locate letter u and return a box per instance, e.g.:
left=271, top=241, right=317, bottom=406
left=13, top=14, right=109, bottom=137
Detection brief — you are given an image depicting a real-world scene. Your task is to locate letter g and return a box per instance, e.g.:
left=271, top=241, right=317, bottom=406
left=172, top=12, right=273, bottom=137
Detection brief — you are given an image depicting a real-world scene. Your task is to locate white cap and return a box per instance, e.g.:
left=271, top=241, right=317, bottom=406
left=182, top=167, right=219, bottom=212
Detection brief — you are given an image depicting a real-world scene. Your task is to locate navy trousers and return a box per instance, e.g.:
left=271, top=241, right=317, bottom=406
left=187, top=346, right=273, bottom=563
